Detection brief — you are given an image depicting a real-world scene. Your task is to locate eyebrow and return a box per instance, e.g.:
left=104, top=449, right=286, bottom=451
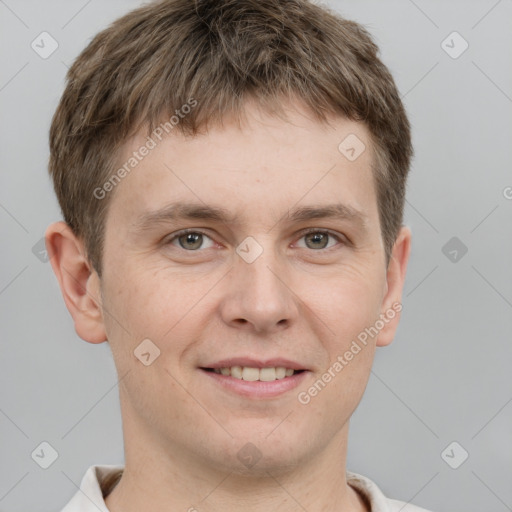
left=131, top=201, right=368, bottom=233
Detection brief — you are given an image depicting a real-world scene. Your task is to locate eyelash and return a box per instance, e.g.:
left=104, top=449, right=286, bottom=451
left=165, top=228, right=346, bottom=252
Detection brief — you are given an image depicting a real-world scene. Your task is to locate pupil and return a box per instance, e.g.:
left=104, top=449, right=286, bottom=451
left=180, top=233, right=202, bottom=249
left=307, top=233, right=327, bottom=249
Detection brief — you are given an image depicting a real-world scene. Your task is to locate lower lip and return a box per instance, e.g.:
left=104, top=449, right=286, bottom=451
left=200, top=369, right=309, bottom=399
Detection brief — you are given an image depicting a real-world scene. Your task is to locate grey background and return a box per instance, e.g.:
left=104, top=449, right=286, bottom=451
left=1, top=0, right=511, bottom=511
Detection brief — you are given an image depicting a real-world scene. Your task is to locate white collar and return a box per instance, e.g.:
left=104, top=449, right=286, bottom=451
left=60, top=464, right=433, bottom=512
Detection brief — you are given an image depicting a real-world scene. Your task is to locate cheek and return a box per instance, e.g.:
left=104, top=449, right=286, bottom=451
left=297, top=279, right=379, bottom=424
left=99, top=261, right=159, bottom=353
left=297, top=265, right=383, bottom=413
left=101, top=261, right=214, bottom=358
left=304, top=265, right=385, bottom=346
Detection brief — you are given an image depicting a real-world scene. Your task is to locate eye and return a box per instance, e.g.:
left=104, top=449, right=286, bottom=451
left=164, top=228, right=345, bottom=252
left=296, top=229, right=344, bottom=250
left=167, top=230, right=216, bottom=251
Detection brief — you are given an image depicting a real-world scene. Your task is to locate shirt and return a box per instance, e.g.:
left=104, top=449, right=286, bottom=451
left=60, top=464, right=434, bottom=512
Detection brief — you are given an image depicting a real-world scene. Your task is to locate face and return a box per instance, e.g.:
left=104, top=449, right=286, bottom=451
left=90, top=99, right=408, bottom=474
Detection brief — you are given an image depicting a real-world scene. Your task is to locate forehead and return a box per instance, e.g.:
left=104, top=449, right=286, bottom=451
left=106, top=100, right=378, bottom=230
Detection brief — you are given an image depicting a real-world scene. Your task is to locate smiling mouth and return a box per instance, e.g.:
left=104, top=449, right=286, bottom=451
left=201, top=366, right=306, bottom=382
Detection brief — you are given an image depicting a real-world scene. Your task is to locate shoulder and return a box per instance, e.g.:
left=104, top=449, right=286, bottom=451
left=347, top=471, right=436, bottom=512
left=60, top=464, right=124, bottom=512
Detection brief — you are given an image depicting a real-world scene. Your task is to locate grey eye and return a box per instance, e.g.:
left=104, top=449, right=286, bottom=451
left=304, top=232, right=330, bottom=249
left=178, top=233, right=203, bottom=250
left=168, top=231, right=215, bottom=251
left=297, top=231, right=340, bottom=250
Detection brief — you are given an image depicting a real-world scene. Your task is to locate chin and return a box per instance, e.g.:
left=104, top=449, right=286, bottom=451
left=211, top=424, right=318, bottom=476
left=219, top=447, right=307, bottom=478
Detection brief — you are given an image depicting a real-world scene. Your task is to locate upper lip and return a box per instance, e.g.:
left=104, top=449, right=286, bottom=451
left=202, top=357, right=308, bottom=371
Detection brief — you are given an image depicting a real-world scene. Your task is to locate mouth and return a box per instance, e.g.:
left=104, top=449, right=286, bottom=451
left=199, top=359, right=309, bottom=399
left=202, top=366, right=305, bottom=381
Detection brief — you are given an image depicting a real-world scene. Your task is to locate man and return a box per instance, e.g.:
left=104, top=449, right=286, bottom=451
left=46, top=0, right=433, bottom=510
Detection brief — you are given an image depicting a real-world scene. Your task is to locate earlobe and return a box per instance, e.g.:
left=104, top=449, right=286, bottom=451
left=45, top=221, right=107, bottom=344
left=376, top=226, right=412, bottom=347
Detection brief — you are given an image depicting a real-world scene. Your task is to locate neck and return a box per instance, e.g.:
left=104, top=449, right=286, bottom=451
left=105, top=399, right=369, bottom=512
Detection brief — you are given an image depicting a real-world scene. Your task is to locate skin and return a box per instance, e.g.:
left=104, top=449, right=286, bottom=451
left=46, top=98, right=411, bottom=512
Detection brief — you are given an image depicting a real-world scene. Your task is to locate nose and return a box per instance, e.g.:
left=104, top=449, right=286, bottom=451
left=219, top=245, right=298, bottom=334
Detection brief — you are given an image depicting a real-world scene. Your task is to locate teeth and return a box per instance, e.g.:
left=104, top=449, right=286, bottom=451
left=212, top=366, right=298, bottom=381
left=259, top=367, right=276, bottom=381
left=242, top=367, right=260, bottom=381
left=275, top=367, right=286, bottom=379
left=231, top=366, right=243, bottom=379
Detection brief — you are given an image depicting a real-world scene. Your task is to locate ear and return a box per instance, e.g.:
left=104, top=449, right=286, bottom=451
left=376, top=226, right=411, bottom=347
left=45, top=221, right=107, bottom=344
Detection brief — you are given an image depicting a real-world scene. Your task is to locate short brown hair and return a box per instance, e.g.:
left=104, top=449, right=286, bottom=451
left=49, top=0, right=412, bottom=276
